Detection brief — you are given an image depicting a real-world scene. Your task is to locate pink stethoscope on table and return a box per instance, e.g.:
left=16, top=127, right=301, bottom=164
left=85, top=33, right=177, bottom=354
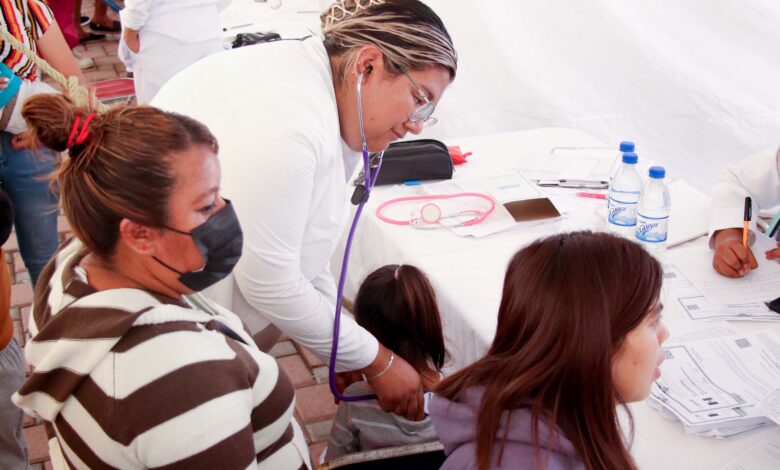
left=375, top=192, right=496, bottom=228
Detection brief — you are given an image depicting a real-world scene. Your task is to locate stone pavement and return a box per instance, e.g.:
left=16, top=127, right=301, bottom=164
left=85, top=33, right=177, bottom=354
left=7, top=3, right=337, bottom=468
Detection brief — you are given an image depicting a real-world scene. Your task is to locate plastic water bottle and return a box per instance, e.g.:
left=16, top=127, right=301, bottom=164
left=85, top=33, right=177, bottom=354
left=636, top=166, right=671, bottom=255
left=607, top=151, right=642, bottom=236
left=609, top=141, right=635, bottom=182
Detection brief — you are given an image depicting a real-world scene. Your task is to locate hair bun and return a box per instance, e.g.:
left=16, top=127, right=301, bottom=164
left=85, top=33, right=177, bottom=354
left=21, top=93, right=83, bottom=152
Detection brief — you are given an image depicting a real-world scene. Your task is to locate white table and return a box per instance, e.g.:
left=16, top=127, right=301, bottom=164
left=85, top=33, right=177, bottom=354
left=220, top=0, right=322, bottom=43
left=337, top=127, right=780, bottom=469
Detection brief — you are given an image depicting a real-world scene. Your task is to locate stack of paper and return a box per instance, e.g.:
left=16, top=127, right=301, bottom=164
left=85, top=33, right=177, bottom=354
left=664, top=234, right=780, bottom=321
left=648, top=329, right=780, bottom=437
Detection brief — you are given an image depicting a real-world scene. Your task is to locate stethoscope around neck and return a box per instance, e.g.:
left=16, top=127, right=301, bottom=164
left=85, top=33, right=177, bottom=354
left=329, top=70, right=385, bottom=402
left=328, top=71, right=496, bottom=402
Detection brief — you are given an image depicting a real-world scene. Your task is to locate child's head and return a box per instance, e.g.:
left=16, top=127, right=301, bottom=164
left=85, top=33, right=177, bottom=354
left=437, top=231, right=667, bottom=470
left=354, top=264, right=446, bottom=373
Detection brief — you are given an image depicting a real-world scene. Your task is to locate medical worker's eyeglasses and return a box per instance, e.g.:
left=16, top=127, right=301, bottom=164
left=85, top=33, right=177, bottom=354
left=401, top=68, right=437, bottom=128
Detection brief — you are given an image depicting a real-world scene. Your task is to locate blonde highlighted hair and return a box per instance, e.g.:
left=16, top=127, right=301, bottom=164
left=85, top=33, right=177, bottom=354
left=322, top=0, right=457, bottom=84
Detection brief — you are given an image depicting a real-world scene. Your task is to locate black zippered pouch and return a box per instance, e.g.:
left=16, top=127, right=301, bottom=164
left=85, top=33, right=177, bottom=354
left=374, top=139, right=453, bottom=185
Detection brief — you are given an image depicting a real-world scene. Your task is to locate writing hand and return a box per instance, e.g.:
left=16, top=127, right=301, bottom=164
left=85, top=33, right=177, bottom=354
left=712, top=228, right=758, bottom=277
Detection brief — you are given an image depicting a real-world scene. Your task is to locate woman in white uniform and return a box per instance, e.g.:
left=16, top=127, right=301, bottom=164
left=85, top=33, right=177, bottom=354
left=120, top=0, right=230, bottom=104
left=153, top=0, right=458, bottom=420
left=710, top=146, right=780, bottom=277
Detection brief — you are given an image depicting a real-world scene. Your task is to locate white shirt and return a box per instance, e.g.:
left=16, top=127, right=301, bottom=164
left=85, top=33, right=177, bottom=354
left=121, top=0, right=229, bottom=43
left=153, top=38, right=379, bottom=371
left=708, top=146, right=780, bottom=247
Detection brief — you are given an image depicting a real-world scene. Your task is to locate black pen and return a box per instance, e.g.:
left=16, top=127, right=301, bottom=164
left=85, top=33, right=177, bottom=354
left=535, top=179, right=609, bottom=189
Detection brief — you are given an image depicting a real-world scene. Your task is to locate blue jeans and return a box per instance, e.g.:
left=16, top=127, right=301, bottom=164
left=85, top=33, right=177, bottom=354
left=0, top=338, right=27, bottom=470
left=0, top=133, right=59, bottom=286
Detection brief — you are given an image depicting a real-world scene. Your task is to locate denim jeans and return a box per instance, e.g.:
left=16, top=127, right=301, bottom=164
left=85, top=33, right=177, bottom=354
left=0, top=132, right=59, bottom=286
left=0, top=338, right=27, bottom=470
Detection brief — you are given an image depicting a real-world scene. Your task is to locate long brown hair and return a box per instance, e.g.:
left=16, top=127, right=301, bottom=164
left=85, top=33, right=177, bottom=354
left=354, top=264, right=447, bottom=372
left=436, top=231, right=662, bottom=470
left=21, top=94, right=217, bottom=260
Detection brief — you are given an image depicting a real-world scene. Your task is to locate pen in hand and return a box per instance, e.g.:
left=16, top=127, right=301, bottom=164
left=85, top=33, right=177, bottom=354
left=743, top=196, right=751, bottom=248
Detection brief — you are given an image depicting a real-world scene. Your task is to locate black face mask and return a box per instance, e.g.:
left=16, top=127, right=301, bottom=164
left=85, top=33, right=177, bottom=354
left=153, top=199, right=243, bottom=292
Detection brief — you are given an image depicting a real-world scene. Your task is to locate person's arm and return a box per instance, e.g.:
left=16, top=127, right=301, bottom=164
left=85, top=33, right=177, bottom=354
left=119, top=0, right=152, bottom=30
left=119, top=0, right=152, bottom=53
left=27, top=1, right=84, bottom=83
left=35, top=22, right=84, bottom=83
left=710, top=147, right=780, bottom=277
left=227, top=103, right=423, bottom=420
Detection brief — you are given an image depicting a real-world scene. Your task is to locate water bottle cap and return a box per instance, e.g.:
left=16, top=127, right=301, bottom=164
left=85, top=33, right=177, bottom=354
left=649, top=166, right=665, bottom=179
left=619, top=141, right=635, bottom=152
left=622, top=152, right=638, bottom=164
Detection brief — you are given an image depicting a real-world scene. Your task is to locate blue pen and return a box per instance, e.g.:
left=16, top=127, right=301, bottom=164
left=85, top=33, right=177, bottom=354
left=403, top=180, right=421, bottom=186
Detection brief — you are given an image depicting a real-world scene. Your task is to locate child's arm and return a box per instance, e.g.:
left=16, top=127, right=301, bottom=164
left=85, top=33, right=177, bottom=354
left=325, top=401, right=360, bottom=461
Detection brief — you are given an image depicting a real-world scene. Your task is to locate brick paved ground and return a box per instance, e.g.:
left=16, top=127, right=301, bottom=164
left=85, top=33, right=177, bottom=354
left=8, top=3, right=337, bottom=467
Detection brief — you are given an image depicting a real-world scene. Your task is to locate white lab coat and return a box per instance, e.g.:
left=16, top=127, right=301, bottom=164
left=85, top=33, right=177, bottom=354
left=708, top=146, right=780, bottom=247
left=119, top=0, right=231, bottom=104
left=152, top=37, right=379, bottom=372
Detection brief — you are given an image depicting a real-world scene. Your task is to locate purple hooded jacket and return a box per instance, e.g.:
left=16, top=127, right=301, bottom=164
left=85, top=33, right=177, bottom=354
left=430, top=388, right=585, bottom=470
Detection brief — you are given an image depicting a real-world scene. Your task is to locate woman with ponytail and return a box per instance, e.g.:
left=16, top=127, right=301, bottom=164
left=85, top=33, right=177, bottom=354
left=431, top=231, right=669, bottom=470
left=12, top=94, right=310, bottom=469
left=325, top=264, right=446, bottom=460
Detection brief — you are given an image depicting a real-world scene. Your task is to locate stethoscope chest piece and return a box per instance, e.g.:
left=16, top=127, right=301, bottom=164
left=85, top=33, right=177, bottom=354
left=420, top=203, right=442, bottom=223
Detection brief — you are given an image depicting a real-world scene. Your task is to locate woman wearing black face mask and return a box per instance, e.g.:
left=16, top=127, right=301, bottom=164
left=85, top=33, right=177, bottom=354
left=11, top=94, right=312, bottom=469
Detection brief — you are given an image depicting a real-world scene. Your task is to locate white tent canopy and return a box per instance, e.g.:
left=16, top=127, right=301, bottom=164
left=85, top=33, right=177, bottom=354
left=420, top=0, right=780, bottom=192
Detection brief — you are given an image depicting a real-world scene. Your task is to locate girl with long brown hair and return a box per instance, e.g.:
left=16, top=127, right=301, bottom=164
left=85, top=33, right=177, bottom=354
left=431, top=231, right=669, bottom=470
left=326, top=264, right=447, bottom=460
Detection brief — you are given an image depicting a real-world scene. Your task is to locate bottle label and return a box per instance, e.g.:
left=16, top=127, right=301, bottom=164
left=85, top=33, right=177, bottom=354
left=608, top=192, right=640, bottom=227
left=636, top=213, right=669, bottom=243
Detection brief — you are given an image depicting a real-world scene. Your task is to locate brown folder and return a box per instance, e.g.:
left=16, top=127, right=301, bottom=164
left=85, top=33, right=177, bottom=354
left=503, top=197, right=561, bottom=223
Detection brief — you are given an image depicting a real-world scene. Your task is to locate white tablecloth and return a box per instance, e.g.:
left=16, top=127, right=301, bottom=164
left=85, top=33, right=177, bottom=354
left=335, top=127, right=780, bottom=469
left=220, top=0, right=322, bottom=42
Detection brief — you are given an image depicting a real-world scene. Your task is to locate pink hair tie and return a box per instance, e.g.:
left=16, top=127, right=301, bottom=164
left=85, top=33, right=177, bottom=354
left=66, top=113, right=96, bottom=149
left=394, top=265, right=402, bottom=280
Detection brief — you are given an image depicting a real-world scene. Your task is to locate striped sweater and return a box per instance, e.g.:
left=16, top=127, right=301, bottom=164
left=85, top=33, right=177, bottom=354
left=13, top=239, right=310, bottom=469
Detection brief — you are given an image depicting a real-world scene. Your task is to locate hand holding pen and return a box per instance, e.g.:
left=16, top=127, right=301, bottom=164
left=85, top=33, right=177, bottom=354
left=712, top=197, right=758, bottom=278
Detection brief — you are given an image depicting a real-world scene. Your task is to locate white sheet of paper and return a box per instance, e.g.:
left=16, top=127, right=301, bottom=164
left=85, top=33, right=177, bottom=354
left=664, top=320, right=739, bottom=346
left=671, top=237, right=780, bottom=305
left=652, top=330, right=780, bottom=430
left=480, top=173, right=545, bottom=204
left=662, top=264, right=776, bottom=321
left=420, top=179, right=516, bottom=238
left=514, top=152, right=612, bottom=182
left=666, top=180, right=712, bottom=247
left=718, top=440, right=780, bottom=470
left=758, top=389, right=780, bottom=426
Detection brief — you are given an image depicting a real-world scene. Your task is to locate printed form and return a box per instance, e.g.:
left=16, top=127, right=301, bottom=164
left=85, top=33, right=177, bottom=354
left=651, top=330, right=780, bottom=434
left=672, top=232, right=780, bottom=305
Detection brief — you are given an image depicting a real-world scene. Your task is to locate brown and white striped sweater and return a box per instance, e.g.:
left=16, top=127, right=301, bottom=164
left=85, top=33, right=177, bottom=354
left=13, top=239, right=310, bottom=469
